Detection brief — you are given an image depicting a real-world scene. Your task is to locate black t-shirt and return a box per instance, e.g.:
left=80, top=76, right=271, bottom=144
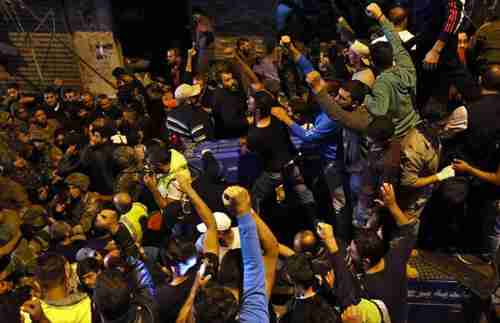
left=357, top=222, right=418, bottom=323
left=211, top=88, right=248, bottom=139
left=247, top=116, right=296, bottom=172
left=155, top=253, right=218, bottom=323
left=192, top=176, right=227, bottom=214
left=280, top=294, right=339, bottom=323
left=113, top=224, right=139, bottom=258
left=463, top=94, right=500, bottom=199
left=156, top=269, right=197, bottom=323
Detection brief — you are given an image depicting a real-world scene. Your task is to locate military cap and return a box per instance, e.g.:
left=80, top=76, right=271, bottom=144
left=65, top=172, right=91, bottom=191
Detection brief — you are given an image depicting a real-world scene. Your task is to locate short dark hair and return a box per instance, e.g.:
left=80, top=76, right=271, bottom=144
left=90, top=124, right=115, bottom=139
left=77, top=257, right=100, bottom=279
left=164, top=235, right=197, bottom=265
left=286, top=253, right=316, bottom=288
left=44, top=86, right=57, bottom=95
left=63, top=88, right=75, bottom=95
left=218, top=249, right=243, bottom=290
left=353, top=229, right=386, bottom=269
left=237, top=37, right=250, bottom=48
left=6, top=82, right=19, bottom=90
left=482, top=64, right=500, bottom=92
left=97, top=94, right=108, bottom=101
left=194, top=285, right=238, bottom=323
left=167, top=48, right=181, bottom=57
left=33, top=108, right=47, bottom=116
left=145, top=143, right=171, bottom=166
left=340, top=80, right=371, bottom=104
left=254, top=91, right=276, bottom=118
left=388, top=5, right=408, bottom=26
left=369, top=42, right=394, bottom=70
left=94, top=269, right=131, bottom=320
left=112, top=67, right=127, bottom=79
left=213, top=61, right=233, bottom=83
left=35, top=253, right=67, bottom=291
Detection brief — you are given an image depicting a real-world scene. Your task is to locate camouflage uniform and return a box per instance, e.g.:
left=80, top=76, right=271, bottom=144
left=10, top=162, right=44, bottom=199
left=0, top=210, right=37, bottom=277
left=20, top=205, right=51, bottom=252
left=64, top=173, right=102, bottom=233
left=28, top=119, right=61, bottom=143
left=113, top=145, right=144, bottom=201
left=114, top=168, right=143, bottom=201
left=0, top=176, right=30, bottom=210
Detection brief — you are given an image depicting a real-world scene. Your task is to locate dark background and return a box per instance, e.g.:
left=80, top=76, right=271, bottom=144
left=111, top=0, right=192, bottom=72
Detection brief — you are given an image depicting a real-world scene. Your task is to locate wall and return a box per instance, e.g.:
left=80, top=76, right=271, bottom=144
left=0, top=0, right=81, bottom=94
left=0, top=0, right=121, bottom=96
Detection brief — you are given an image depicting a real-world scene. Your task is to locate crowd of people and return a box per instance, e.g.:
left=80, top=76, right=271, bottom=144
left=0, top=0, right=499, bottom=322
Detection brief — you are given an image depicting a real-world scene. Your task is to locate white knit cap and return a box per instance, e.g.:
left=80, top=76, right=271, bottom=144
left=196, top=212, right=231, bottom=233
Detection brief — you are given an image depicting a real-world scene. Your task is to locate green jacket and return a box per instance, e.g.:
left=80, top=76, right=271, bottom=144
left=364, top=18, right=420, bottom=138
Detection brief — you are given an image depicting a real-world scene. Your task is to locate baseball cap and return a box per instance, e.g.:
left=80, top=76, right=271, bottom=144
left=174, top=84, right=201, bottom=100
left=76, top=247, right=98, bottom=262
left=196, top=212, right=231, bottom=233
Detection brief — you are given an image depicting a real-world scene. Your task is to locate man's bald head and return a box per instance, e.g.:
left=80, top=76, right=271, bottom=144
left=293, top=230, right=318, bottom=254
left=482, top=65, right=500, bottom=92
left=388, top=6, right=408, bottom=29
left=113, top=192, right=132, bottom=214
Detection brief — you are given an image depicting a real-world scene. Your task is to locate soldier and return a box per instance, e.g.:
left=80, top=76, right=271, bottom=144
left=0, top=175, right=30, bottom=210
left=61, top=173, right=102, bottom=236
left=0, top=209, right=37, bottom=281
left=20, top=205, right=51, bottom=254
left=113, top=146, right=143, bottom=201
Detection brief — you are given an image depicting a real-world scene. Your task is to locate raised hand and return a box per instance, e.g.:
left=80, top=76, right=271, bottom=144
left=176, top=171, right=193, bottom=192
left=223, top=186, right=252, bottom=217
left=366, top=3, right=383, bottom=20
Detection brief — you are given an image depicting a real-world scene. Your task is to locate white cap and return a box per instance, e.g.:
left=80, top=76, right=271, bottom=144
left=174, top=84, right=201, bottom=100
left=197, top=212, right=231, bottom=233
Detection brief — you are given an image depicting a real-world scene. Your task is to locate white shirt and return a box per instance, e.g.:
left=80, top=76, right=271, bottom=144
left=371, top=30, right=416, bottom=51
left=195, top=227, right=241, bottom=264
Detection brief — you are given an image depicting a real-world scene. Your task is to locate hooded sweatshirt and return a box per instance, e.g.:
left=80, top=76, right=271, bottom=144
left=364, top=18, right=420, bottom=139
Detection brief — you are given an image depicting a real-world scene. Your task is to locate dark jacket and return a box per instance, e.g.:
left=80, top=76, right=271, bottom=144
left=102, top=257, right=159, bottom=323
left=80, top=142, right=116, bottom=195
left=211, top=88, right=248, bottom=139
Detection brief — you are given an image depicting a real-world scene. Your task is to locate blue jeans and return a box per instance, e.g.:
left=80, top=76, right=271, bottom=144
left=323, top=161, right=346, bottom=219
left=483, top=200, right=500, bottom=259
left=349, top=172, right=365, bottom=227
